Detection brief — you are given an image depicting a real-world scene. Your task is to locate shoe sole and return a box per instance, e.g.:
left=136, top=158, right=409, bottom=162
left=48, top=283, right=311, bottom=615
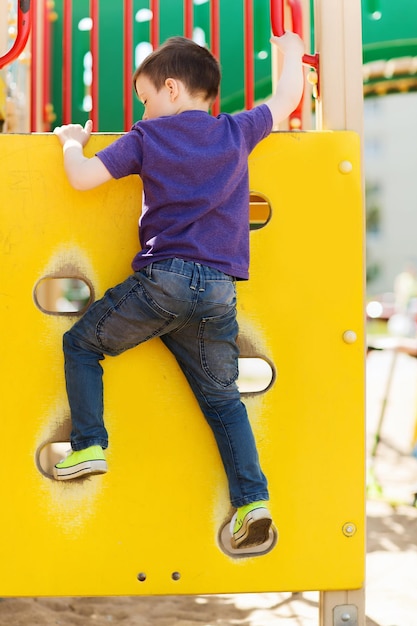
left=53, top=459, right=108, bottom=481
left=231, top=510, right=273, bottom=549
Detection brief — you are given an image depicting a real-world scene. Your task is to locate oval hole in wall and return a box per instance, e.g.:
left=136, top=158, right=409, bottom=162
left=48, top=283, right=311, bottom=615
left=238, top=357, right=275, bottom=394
left=37, top=442, right=70, bottom=478
left=249, top=192, right=272, bottom=230
left=34, top=277, right=93, bottom=315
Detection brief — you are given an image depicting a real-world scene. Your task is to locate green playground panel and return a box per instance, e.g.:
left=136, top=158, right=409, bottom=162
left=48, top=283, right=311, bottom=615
left=51, top=0, right=273, bottom=131
left=361, top=0, right=417, bottom=64
left=49, top=0, right=417, bottom=130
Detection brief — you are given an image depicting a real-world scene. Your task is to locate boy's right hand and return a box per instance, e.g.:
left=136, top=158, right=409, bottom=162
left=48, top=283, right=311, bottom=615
left=53, top=119, right=93, bottom=147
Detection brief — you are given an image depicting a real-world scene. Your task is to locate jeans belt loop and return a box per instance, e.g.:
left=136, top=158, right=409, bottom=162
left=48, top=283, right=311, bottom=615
left=198, top=263, right=205, bottom=292
left=190, top=262, right=199, bottom=291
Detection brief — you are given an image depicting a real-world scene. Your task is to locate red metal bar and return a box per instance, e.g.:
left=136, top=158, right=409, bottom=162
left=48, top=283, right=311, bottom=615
left=0, top=0, right=32, bottom=69
left=90, top=0, right=99, bottom=130
left=124, top=0, right=134, bottom=130
left=244, top=0, right=254, bottom=110
left=42, top=0, right=52, bottom=130
left=270, top=0, right=285, bottom=37
left=29, top=0, right=38, bottom=131
left=62, top=0, right=72, bottom=124
left=150, top=0, right=159, bottom=49
left=210, top=0, right=220, bottom=115
left=270, top=0, right=319, bottom=70
left=184, top=0, right=193, bottom=39
left=288, top=0, right=318, bottom=69
left=287, top=0, right=303, bottom=128
left=288, top=0, right=302, bottom=34
left=302, top=52, right=318, bottom=69
left=271, top=0, right=320, bottom=128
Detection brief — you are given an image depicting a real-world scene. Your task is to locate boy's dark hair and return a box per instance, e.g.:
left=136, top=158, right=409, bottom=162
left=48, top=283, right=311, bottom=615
left=133, top=36, right=220, bottom=103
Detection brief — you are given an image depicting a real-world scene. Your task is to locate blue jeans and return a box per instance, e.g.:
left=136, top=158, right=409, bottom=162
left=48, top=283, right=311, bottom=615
left=63, top=258, right=269, bottom=507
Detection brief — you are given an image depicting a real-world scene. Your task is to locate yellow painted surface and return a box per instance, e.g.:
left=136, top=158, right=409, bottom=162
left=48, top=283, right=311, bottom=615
left=0, top=131, right=365, bottom=596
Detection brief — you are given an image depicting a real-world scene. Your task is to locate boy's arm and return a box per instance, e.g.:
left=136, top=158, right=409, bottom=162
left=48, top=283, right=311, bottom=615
left=54, top=120, right=113, bottom=191
left=265, top=32, right=305, bottom=126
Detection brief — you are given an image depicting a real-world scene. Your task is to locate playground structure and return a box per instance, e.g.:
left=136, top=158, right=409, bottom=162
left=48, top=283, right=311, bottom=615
left=0, top=1, right=372, bottom=624
left=3, top=1, right=416, bottom=133
left=1, top=0, right=367, bottom=133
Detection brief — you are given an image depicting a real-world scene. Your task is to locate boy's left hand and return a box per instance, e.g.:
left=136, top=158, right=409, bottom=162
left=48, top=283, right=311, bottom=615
left=270, top=31, right=304, bottom=58
left=54, top=119, right=93, bottom=147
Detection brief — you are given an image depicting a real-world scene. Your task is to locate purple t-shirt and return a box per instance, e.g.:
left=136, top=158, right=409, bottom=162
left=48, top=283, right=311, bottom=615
left=96, top=104, right=273, bottom=279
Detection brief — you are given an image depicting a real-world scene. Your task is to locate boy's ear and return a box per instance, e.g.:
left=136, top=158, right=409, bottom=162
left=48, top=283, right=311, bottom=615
left=165, top=77, right=179, bottom=101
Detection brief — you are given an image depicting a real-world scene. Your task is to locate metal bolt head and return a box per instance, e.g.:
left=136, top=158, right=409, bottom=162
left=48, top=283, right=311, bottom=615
left=343, top=330, right=357, bottom=344
left=342, top=522, right=357, bottom=537
left=339, top=160, right=353, bottom=174
left=334, top=604, right=358, bottom=625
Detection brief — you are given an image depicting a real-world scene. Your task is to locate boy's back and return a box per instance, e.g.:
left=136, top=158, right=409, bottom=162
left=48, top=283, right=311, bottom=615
left=96, top=105, right=273, bottom=279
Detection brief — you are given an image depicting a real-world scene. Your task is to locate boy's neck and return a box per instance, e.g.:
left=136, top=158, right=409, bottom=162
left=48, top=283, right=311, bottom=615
left=175, top=94, right=210, bottom=115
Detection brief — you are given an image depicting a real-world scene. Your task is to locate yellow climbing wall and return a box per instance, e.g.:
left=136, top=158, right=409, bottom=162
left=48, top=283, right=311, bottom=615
left=0, top=130, right=365, bottom=596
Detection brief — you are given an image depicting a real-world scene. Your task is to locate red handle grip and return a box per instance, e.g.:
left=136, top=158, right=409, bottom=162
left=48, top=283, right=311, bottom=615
left=270, top=0, right=319, bottom=70
left=0, top=0, right=32, bottom=69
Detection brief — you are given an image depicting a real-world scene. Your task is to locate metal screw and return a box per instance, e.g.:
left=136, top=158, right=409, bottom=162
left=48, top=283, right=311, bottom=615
left=343, top=330, right=357, bottom=344
left=339, top=160, right=353, bottom=174
left=342, top=522, right=357, bottom=537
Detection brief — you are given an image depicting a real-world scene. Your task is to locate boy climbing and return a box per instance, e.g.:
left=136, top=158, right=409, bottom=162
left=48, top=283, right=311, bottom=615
left=53, top=32, right=304, bottom=549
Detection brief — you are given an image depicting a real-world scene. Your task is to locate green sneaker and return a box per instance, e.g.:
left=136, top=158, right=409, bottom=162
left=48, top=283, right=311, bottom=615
left=53, top=445, right=107, bottom=481
left=230, top=501, right=272, bottom=549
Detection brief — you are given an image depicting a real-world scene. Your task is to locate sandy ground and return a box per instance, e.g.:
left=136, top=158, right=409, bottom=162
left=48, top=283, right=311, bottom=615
left=1, top=349, right=417, bottom=626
